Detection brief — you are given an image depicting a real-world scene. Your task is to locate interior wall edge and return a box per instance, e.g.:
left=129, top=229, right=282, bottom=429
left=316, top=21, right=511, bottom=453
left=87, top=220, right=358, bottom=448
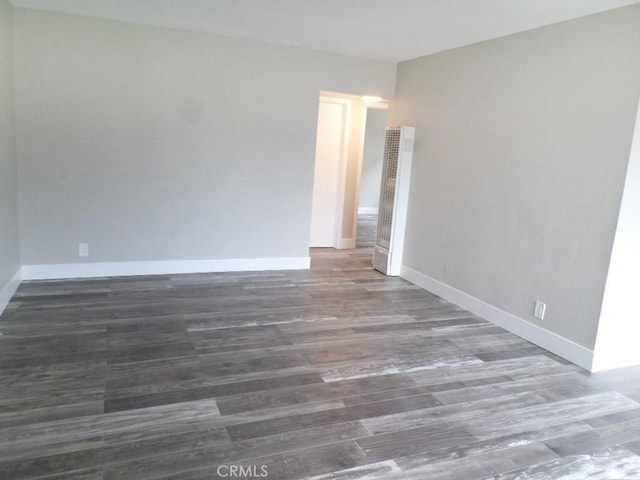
left=0, top=268, right=22, bottom=317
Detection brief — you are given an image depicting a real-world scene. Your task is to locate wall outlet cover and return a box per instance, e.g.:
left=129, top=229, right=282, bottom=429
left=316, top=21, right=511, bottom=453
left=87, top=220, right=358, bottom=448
left=534, top=300, right=546, bottom=320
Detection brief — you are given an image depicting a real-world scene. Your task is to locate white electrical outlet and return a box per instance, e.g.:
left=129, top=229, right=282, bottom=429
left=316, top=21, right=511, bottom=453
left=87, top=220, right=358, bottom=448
left=534, top=300, right=546, bottom=320
left=79, top=243, right=89, bottom=257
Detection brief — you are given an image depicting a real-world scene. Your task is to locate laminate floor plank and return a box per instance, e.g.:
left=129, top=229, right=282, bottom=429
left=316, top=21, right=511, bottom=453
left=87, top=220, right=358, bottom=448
left=484, top=445, right=640, bottom=479
left=104, top=371, right=325, bottom=413
left=361, top=391, right=551, bottom=436
left=391, top=421, right=594, bottom=470
left=215, top=373, right=417, bottom=415
left=356, top=214, right=377, bottom=248
left=466, top=392, right=639, bottom=441
left=0, top=400, right=104, bottom=428
left=356, top=422, right=477, bottom=461
left=393, top=442, right=560, bottom=480
left=1, top=247, right=640, bottom=479
left=306, top=460, right=402, bottom=480
left=0, top=398, right=221, bottom=460
left=432, top=371, right=601, bottom=405
left=162, top=440, right=369, bottom=480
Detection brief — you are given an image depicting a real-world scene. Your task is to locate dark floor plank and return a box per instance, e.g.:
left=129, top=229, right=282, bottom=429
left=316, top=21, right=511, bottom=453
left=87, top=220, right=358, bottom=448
left=171, top=440, right=368, bottom=480
left=216, top=373, right=416, bottom=415
left=104, top=371, right=324, bottom=412
left=356, top=422, right=477, bottom=461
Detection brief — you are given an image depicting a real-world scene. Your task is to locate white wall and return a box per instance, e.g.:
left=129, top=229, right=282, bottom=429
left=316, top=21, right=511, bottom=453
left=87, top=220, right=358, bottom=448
left=358, top=108, right=387, bottom=212
left=593, top=97, right=640, bottom=371
left=310, top=96, right=346, bottom=248
left=13, top=8, right=396, bottom=275
left=0, top=0, right=21, bottom=313
left=390, top=5, right=640, bottom=365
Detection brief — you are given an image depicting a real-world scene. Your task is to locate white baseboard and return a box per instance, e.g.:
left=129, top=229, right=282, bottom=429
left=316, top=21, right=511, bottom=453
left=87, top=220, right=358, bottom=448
left=358, top=207, right=379, bottom=215
left=21, top=256, right=311, bottom=281
left=401, top=266, right=594, bottom=371
left=0, top=268, right=22, bottom=316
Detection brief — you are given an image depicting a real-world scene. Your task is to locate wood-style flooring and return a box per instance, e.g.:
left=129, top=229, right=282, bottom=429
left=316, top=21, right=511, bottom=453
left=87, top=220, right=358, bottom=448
left=356, top=214, right=377, bottom=248
left=1, top=248, right=640, bottom=479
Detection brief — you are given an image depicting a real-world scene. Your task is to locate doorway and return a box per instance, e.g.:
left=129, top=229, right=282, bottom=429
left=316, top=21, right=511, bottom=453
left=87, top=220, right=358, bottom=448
left=309, top=91, right=388, bottom=250
left=309, top=96, right=349, bottom=247
left=356, top=107, right=388, bottom=247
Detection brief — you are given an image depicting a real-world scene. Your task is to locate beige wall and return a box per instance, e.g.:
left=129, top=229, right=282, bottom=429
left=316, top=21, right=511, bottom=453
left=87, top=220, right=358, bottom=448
left=0, top=0, right=20, bottom=300
left=389, top=5, right=640, bottom=351
left=13, top=8, right=396, bottom=267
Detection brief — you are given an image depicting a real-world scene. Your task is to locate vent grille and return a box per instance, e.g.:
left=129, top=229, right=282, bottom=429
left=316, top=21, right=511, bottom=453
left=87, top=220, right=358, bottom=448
left=375, top=129, right=401, bottom=251
left=373, top=247, right=389, bottom=274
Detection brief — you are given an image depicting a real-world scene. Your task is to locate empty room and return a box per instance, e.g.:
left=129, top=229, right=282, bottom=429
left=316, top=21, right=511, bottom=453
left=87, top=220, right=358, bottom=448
left=2, top=1, right=640, bottom=479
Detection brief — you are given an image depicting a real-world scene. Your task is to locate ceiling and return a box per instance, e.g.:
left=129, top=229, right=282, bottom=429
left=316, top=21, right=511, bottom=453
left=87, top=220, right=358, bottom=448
left=9, top=0, right=640, bottom=62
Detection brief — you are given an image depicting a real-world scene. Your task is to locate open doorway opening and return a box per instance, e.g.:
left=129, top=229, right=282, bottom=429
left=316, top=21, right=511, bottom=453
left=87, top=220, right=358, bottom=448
left=309, top=91, right=388, bottom=250
left=309, top=95, right=349, bottom=248
left=356, top=106, right=388, bottom=247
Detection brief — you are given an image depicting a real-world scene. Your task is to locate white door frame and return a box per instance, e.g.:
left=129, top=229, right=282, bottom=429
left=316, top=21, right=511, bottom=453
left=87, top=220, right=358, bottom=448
left=327, top=95, right=352, bottom=249
left=310, top=92, right=388, bottom=250
left=309, top=95, right=351, bottom=248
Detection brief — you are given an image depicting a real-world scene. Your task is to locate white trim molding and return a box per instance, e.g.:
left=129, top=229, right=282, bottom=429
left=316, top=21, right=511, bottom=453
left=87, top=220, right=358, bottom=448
left=358, top=207, right=379, bottom=215
left=21, top=256, right=311, bottom=281
left=401, top=266, right=594, bottom=371
left=0, top=268, right=22, bottom=317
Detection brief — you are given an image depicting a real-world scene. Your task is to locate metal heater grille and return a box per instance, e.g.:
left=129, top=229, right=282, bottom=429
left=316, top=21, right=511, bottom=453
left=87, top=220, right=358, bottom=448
left=375, top=129, right=401, bottom=251
left=373, top=247, right=390, bottom=274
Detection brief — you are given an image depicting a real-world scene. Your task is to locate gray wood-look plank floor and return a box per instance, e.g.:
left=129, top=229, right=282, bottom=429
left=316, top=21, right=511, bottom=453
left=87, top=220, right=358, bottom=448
left=356, top=214, right=377, bottom=248
left=2, top=247, right=640, bottom=479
